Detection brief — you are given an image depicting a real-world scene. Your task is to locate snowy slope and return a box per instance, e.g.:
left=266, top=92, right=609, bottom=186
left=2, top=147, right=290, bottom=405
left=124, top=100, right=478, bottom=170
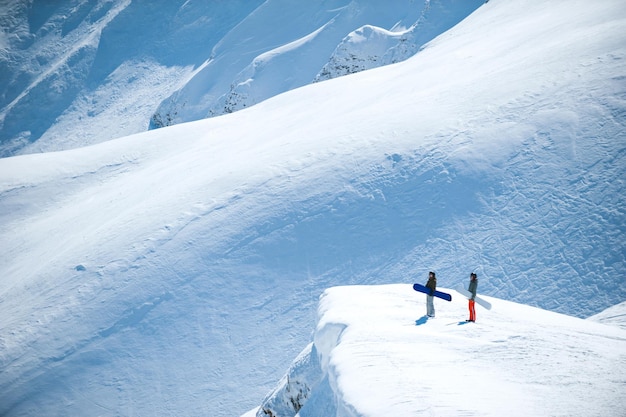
left=0, top=0, right=625, bottom=416
left=0, top=0, right=483, bottom=156
left=315, top=0, right=484, bottom=81
left=0, top=0, right=203, bottom=155
left=153, top=0, right=484, bottom=126
left=254, top=284, right=626, bottom=417
left=589, top=301, right=626, bottom=330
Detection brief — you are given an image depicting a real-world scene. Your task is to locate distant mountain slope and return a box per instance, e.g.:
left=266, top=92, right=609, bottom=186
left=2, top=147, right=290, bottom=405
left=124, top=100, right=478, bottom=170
left=315, top=0, right=484, bottom=81
left=151, top=0, right=484, bottom=128
left=0, top=0, right=483, bottom=156
left=0, top=0, right=264, bottom=156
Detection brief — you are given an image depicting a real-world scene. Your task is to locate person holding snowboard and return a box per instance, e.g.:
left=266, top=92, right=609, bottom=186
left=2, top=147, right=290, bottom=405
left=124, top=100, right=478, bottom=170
left=467, top=272, right=478, bottom=322
left=426, top=271, right=437, bottom=317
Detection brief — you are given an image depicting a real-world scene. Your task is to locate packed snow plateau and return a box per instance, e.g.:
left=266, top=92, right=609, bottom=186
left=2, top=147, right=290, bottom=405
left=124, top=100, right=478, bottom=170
left=251, top=284, right=626, bottom=417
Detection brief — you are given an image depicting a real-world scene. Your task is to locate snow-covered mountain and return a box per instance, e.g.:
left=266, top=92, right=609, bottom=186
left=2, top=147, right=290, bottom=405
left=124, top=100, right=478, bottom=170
left=0, top=0, right=483, bottom=156
left=0, top=0, right=624, bottom=416
left=252, top=284, right=626, bottom=417
left=152, top=0, right=485, bottom=128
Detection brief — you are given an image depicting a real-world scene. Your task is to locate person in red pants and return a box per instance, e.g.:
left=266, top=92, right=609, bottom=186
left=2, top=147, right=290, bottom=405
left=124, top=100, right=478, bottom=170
left=467, top=272, right=478, bottom=322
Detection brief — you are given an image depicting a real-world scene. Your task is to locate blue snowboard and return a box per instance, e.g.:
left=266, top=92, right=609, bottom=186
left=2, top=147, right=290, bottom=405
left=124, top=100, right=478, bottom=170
left=413, top=283, right=452, bottom=301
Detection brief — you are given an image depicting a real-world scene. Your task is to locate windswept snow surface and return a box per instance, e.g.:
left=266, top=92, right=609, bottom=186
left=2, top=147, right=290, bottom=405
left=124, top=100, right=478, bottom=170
left=256, top=284, right=626, bottom=417
left=0, top=0, right=625, bottom=416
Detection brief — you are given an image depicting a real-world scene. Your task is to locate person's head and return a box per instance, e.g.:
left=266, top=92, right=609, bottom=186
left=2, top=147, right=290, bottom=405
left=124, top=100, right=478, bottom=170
left=470, top=272, right=477, bottom=280
left=429, top=271, right=436, bottom=278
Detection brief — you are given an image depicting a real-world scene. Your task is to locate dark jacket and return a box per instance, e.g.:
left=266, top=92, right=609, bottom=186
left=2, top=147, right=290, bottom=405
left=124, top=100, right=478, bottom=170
left=468, top=278, right=478, bottom=300
left=426, top=276, right=437, bottom=295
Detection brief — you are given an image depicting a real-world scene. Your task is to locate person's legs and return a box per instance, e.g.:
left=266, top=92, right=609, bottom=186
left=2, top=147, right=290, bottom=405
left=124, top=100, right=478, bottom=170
left=469, top=299, right=476, bottom=322
left=427, top=295, right=435, bottom=317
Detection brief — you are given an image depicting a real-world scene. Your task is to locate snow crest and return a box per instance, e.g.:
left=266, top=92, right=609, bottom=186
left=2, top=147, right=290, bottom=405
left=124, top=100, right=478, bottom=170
left=253, top=284, right=626, bottom=417
left=316, top=0, right=486, bottom=81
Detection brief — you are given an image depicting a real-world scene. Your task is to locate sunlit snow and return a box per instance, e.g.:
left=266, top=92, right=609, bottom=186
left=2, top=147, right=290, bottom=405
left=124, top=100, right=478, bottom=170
left=0, top=0, right=624, bottom=416
left=255, top=284, right=626, bottom=416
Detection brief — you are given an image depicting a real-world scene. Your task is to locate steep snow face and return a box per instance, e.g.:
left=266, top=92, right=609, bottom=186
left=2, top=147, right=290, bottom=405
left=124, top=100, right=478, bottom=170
left=0, top=0, right=265, bottom=156
left=254, top=284, right=626, bottom=417
left=152, top=0, right=484, bottom=128
left=0, top=0, right=133, bottom=155
left=316, top=0, right=485, bottom=81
